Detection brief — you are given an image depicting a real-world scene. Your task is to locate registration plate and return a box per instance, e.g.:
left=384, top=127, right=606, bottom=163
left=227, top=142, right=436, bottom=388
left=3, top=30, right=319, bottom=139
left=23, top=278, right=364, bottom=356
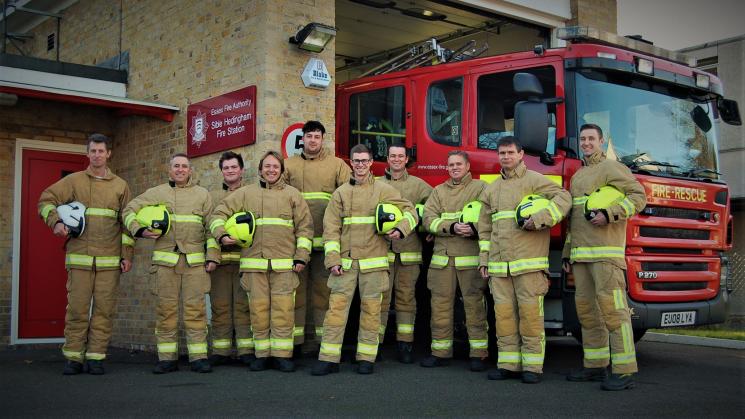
left=661, top=311, right=696, bottom=327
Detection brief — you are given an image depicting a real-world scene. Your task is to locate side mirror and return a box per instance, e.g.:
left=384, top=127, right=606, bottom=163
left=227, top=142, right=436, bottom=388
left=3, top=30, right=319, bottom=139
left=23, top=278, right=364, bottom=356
left=717, top=98, right=742, bottom=126
left=514, top=100, right=550, bottom=157
left=690, top=105, right=712, bottom=133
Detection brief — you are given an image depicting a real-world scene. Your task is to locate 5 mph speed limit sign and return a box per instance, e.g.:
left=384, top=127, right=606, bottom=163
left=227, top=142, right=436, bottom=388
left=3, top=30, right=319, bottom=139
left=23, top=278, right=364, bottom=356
left=281, top=123, right=305, bottom=158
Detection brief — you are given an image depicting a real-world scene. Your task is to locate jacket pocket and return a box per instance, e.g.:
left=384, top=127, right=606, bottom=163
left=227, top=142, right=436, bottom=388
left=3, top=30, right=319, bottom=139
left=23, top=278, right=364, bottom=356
left=149, top=264, right=160, bottom=296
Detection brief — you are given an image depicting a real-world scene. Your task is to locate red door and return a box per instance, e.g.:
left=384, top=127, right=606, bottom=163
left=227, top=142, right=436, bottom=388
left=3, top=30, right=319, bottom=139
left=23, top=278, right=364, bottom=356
left=18, top=149, right=87, bottom=338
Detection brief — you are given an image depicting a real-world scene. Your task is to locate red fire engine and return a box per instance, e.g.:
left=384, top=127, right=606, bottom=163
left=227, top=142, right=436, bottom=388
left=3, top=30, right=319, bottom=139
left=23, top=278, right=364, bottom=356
left=333, top=27, right=741, bottom=340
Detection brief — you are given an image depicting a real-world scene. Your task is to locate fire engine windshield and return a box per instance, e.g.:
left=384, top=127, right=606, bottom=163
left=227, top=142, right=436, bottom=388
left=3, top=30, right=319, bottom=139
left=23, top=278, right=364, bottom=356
left=575, top=71, right=720, bottom=179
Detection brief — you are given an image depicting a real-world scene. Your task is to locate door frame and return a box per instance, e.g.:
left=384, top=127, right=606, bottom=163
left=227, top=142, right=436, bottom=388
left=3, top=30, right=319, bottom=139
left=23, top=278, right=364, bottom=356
left=11, top=139, right=87, bottom=344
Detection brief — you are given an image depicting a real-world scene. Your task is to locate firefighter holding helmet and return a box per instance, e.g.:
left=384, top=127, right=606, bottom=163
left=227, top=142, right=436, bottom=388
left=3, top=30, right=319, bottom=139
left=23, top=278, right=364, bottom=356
left=477, top=137, right=571, bottom=384
left=38, top=133, right=134, bottom=376
left=209, top=151, right=313, bottom=372
left=563, top=123, right=646, bottom=390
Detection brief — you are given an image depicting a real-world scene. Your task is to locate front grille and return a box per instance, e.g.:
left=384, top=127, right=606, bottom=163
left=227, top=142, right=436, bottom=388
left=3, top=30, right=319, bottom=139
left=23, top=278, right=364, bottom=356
left=639, top=227, right=710, bottom=240
left=643, top=247, right=703, bottom=255
left=643, top=282, right=708, bottom=291
left=641, top=206, right=710, bottom=220
left=641, top=262, right=708, bottom=271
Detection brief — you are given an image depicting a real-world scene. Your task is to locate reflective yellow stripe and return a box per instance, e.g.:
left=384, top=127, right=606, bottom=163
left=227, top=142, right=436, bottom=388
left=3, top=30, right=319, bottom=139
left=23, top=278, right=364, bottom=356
left=240, top=258, right=269, bottom=270
left=498, top=351, right=521, bottom=364
left=617, top=322, right=637, bottom=364
left=358, top=256, right=389, bottom=271
left=312, top=237, right=324, bottom=250
left=302, top=191, right=332, bottom=201
left=397, top=324, right=414, bottom=334
left=293, top=326, right=305, bottom=337
left=546, top=202, right=562, bottom=225
left=122, top=234, right=135, bottom=247
left=488, top=261, right=508, bottom=275
left=479, top=173, right=499, bottom=183
left=570, top=246, right=625, bottom=260
left=41, top=204, right=55, bottom=222
left=454, top=256, right=479, bottom=269
left=620, top=197, right=635, bottom=217
left=479, top=240, right=491, bottom=252
left=221, top=253, right=241, bottom=263
left=254, top=339, right=271, bottom=351
left=403, top=211, right=417, bottom=229
left=379, top=325, right=387, bottom=335
left=271, top=338, right=294, bottom=350
left=62, top=349, right=84, bottom=360
left=256, top=218, right=294, bottom=227
left=430, top=254, right=449, bottom=268
left=522, top=332, right=546, bottom=366
left=210, top=218, right=225, bottom=234
left=343, top=216, right=375, bottom=225
left=509, top=257, right=549, bottom=275
left=538, top=295, right=544, bottom=316
left=86, top=207, right=117, bottom=217
left=614, top=289, right=627, bottom=310
left=320, top=342, right=342, bottom=356
left=237, top=338, right=255, bottom=349
left=124, top=213, right=138, bottom=230
left=545, top=175, right=562, bottom=186
left=469, top=339, right=488, bottom=349
left=491, top=211, right=515, bottom=221
left=431, top=339, right=452, bottom=350
left=341, top=258, right=353, bottom=270
left=324, top=240, right=340, bottom=255
left=172, top=214, right=203, bottom=223
left=441, top=212, right=461, bottom=220
left=315, top=326, right=324, bottom=337
left=212, top=339, right=232, bottom=349
left=357, top=342, right=379, bottom=356
left=388, top=252, right=396, bottom=263
left=206, top=238, right=219, bottom=250
left=86, top=352, right=106, bottom=360
left=429, top=218, right=444, bottom=233
left=270, top=259, right=294, bottom=271
left=187, top=343, right=208, bottom=355
left=186, top=253, right=205, bottom=265
left=95, top=256, right=120, bottom=269
left=296, top=237, right=312, bottom=251
left=573, top=196, right=588, bottom=206
left=66, top=253, right=94, bottom=267
left=158, top=342, right=178, bottom=353
left=400, top=252, right=422, bottom=264
left=584, top=346, right=610, bottom=360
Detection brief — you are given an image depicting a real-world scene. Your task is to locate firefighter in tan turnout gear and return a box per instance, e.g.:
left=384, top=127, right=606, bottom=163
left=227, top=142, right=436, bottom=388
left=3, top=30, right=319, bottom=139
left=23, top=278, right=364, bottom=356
left=477, top=137, right=571, bottom=384
left=563, top=124, right=646, bottom=391
left=421, top=150, right=489, bottom=372
left=312, top=144, right=416, bottom=376
left=379, top=141, right=432, bottom=363
left=38, top=134, right=134, bottom=376
left=123, top=153, right=219, bottom=374
left=210, top=151, right=313, bottom=373
left=207, top=152, right=254, bottom=367
left=284, top=121, right=351, bottom=353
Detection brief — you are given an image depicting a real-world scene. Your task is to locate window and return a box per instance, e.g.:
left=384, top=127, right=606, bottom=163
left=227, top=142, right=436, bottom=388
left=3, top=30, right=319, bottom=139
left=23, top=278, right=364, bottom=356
left=428, top=77, right=463, bottom=146
left=476, top=67, right=556, bottom=153
left=348, top=86, right=406, bottom=161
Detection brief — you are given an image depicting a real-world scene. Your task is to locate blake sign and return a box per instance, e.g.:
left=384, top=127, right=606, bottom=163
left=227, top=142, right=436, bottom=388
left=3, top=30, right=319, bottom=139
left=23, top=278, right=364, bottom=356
left=187, top=85, right=256, bottom=158
left=301, top=58, right=331, bottom=89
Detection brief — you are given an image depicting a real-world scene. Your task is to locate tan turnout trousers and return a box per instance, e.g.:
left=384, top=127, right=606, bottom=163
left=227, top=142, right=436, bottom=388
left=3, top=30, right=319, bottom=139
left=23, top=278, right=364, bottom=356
left=209, top=263, right=253, bottom=356
left=296, top=251, right=330, bottom=344
left=380, top=253, right=420, bottom=343
left=243, top=271, right=298, bottom=358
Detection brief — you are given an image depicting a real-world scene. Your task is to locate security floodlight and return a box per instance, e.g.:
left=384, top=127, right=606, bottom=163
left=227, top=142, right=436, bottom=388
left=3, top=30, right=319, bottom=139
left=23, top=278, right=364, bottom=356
left=289, top=22, right=337, bottom=53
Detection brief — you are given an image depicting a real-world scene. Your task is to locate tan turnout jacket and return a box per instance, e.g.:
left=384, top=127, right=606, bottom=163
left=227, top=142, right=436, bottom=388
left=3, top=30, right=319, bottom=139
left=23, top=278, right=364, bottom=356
left=210, top=181, right=245, bottom=265
left=379, top=169, right=432, bottom=265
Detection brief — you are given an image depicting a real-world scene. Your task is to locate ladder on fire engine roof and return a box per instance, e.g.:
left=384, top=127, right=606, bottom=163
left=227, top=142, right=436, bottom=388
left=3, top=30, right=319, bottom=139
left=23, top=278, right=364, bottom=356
left=360, top=38, right=488, bottom=78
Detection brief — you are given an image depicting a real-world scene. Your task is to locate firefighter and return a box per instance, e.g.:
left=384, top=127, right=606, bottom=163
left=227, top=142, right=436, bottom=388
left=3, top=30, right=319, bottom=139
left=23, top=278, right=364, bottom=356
left=123, top=153, right=219, bottom=374
left=563, top=123, right=646, bottom=391
left=477, top=137, right=571, bottom=383
left=284, top=120, right=351, bottom=354
left=312, top=144, right=416, bottom=375
left=421, top=150, right=489, bottom=372
left=209, top=151, right=313, bottom=372
left=38, top=133, right=134, bottom=375
left=379, top=141, right=432, bottom=363
left=207, top=152, right=254, bottom=367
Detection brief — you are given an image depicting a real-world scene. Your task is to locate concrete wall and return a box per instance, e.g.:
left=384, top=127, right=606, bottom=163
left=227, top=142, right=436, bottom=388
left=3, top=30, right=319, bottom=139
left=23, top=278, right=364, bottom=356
left=568, top=0, right=617, bottom=34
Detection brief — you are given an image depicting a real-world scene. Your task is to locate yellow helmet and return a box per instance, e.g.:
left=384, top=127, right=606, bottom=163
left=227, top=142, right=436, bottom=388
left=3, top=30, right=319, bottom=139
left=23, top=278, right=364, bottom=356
left=585, top=185, right=625, bottom=220
left=136, top=204, right=171, bottom=235
left=515, top=195, right=551, bottom=227
left=376, top=203, right=402, bottom=234
left=225, top=211, right=256, bottom=248
left=460, top=201, right=482, bottom=224
left=415, top=203, right=425, bottom=233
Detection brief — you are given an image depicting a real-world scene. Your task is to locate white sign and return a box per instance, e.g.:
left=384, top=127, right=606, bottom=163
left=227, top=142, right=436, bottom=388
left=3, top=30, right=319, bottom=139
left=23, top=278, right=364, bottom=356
left=301, top=58, right=331, bottom=90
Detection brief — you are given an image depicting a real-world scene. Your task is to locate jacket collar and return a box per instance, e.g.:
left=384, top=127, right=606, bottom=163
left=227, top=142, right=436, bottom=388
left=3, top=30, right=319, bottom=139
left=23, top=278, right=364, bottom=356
left=384, top=168, right=409, bottom=181
left=85, top=166, right=114, bottom=180
left=350, top=172, right=375, bottom=186
left=501, top=161, right=527, bottom=180
left=223, top=180, right=244, bottom=192
left=169, top=176, right=195, bottom=188
left=583, top=150, right=606, bottom=166
left=259, top=177, right=285, bottom=189
left=446, top=172, right=472, bottom=188
left=301, top=147, right=329, bottom=161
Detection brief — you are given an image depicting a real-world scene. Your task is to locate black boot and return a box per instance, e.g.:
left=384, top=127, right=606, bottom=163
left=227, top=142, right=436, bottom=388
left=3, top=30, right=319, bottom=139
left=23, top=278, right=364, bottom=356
left=86, top=360, right=105, bottom=375
left=311, top=360, right=340, bottom=376
left=152, top=360, right=178, bottom=374
left=62, top=360, right=83, bottom=375
left=397, top=341, right=414, bottom=364
left=469, top=357, right=487, bottom=372
left=357, top=360, right=375, bottom=375
left=487, top=368, right=521, bottom=381
left=249, top=357, right=270, bottom=371
left=420, top=355, right=449, bottom=368
left=190, top=359, right=213, bottom=373
left=601, top=373, right=635, bottom=391
left=276, top=358, right=296, bottom=373
left=208, top=354, right=229, bottom=367
left=567, top=367, right=608, bottom=382
left=522, top=371, right=542, bottom=384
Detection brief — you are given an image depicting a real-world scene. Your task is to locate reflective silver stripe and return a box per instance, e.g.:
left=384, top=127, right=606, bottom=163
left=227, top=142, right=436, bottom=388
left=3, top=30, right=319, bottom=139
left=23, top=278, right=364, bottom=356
left=613, top=289, right=627, bottom=310
left=297, top=237, right=312, bottom=251
left=469, top=339, right=488, bottom=349
left=570, top=246, right=625, bottom=260
left=254, top=339, right=271, bottom=351
left=358, top=257, right=389, bottom=271
left=124, top=213, right=138, bottom=229
left=546, top=202, right=562, bottom=225
left=85, top=352, right=106, bottom=360
left=186, top=253, right=205, bottom=265
left=153, top=251, right=179, bottom=265
left=620, top=197, right=635, bottom=217
left=320, top=342, right=342, bottom=356
left=212, top=339, right=232, bottom=349
left=172, top=214, right=202, bottom=223
left=206, top=238, right=219, bottom=250
left=271, top=338, right=294, bottom=350
left=491, top=211, right=515, bottom=221
left=293, top=326, right=305, bottom=337
left=498, top=351, right=521, bottom=363
left=430, top=254, right=449, bottom=268
left=454, top=256, right=479, bottom=268
left=397, top=324, right=414, bottom=334
left=158, top=342, right=178, bottom=353
left=187, top=343, right=208, bottom=355
left=221, top=253, right=241, bottom=263
left=62, top=349, right=84, bottom=360
left=441, top=212, right=461, bottom=220
left=240, top=258, right=269, bottom=270
left=488, top=261, right=508, bottom=275
left=508, top=257, right=549, bottom=274
left=431, top=339, right=452, bottom=350
left=66, top=254, right=94, bottom=267
left=121, top=234, right=135, bottom=246
left=357, top=342, right=379, bottom=356
left=256, top=218, right=294, bottom=227
left=302, top=192, right=332, bottom=200
left=343, top=216, right=375, bottom=225
left=387, top=252, right=396, bottom=263
left=399, top=252, right=422, bottom=264
left=86, top=208, right=117, bottom=217
left=429, top=218, right=444, bottom=233
left=324, top=240, right=340, bottom=255
left=236, top=338, right=254, bottom=349
left=312, top=237, right=324, bottom=249
left=210, top=218, right=225, bottom=233
left=341, top=258, right=353, bottom=270
left=403, top=211, right=417, bottom=229
left=270, top=259, right=294, bottom=271
left=584, top=346, right=610, bottom=360
left=95, top=256, right=120, bottom=269
left=479, top=240, right=491, bottom=252
left=573, top=196, right=588, bottom=206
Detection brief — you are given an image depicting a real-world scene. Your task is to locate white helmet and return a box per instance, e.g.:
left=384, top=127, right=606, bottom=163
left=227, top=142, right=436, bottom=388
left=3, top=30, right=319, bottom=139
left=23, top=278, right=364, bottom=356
left=56, top=201, right=86, bottom=238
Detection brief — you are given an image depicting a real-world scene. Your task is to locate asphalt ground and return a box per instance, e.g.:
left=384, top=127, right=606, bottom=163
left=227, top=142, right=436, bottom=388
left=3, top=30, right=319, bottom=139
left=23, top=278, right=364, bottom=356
left=1, top=338, right=743, bottom=418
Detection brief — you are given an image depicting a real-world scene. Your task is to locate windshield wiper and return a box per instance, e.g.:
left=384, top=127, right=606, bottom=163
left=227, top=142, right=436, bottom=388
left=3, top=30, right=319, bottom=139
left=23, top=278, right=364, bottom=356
left=685, top=168, right=721, bottom=178
left=628, top=160, right=680, bottom=170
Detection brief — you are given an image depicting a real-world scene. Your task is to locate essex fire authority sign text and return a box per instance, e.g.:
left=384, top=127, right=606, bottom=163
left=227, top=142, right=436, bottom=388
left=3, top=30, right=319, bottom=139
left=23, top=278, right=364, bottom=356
left=187, top=86, right=256, bottom=158
left=301, top=58, right=331, bottom=89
